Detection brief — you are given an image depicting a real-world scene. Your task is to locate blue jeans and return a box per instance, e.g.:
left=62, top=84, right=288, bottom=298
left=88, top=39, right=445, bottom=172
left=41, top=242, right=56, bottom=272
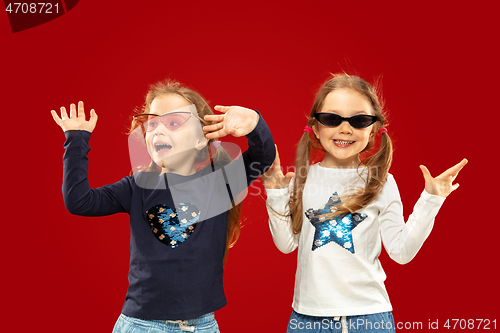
left=112, top=312, right=220, bottom=333
left=287, top=310, right=395, bottom=333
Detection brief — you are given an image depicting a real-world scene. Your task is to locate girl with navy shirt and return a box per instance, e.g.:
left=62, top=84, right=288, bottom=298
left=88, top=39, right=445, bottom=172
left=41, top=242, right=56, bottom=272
left=51, top=80, right=275, bottom=332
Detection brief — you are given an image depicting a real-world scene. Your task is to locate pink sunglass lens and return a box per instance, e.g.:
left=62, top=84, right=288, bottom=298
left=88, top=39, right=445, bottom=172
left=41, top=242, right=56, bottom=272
left=162, top=113, right=190, bottom=130
left=143, top=112, right=191, bottom=132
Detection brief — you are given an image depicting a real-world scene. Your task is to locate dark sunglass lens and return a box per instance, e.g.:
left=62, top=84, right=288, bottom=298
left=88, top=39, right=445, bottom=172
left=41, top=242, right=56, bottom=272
left=350, top=115, right=375, bottom=129
left=317, top=113, right=342, bottom=127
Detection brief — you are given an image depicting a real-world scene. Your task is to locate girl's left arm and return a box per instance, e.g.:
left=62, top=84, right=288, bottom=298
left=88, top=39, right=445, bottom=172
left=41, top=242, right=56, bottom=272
left=378, top=178, right=445, bottom=265
left=379, top=159, right=467, bottom=264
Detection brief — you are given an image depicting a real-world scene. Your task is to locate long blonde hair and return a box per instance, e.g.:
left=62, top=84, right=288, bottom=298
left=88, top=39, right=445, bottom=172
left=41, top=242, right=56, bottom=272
left=289, top=74, right=393, bottom=234
left=129, top=79, right=242, bottom=264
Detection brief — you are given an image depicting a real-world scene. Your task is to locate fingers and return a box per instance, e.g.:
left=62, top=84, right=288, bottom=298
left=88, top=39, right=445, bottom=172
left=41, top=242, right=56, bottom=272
left=421, top=161, right=466, bottom=197
left=203, top=122, right=224, bottom=133
left=51, top=102, right=97, bottom=132
left=60, top=106, right=69, bottom=120
left=51, top=110, right=62, bottom=126
left=284, top=172, right=295, bottom=182
left=59, top=101, right=86, bottom=120
left=203, top=122, right=245, bottom=138
left=434, top=158, right=468, bottom=181
left=274, top=145, right=282, bottom=168
left=205, top=129, right=228, bottom=140
left=69, top=103, right=77, bottom=119
left=445, top=158, right=468, bottom=177
left=78, top=101, right=85, bottom=118
left=89, top=109, right=98, bottom=127
left=422, top=159, right=468, bottom=179
left=419, top=165, right=432, bottom=181
left=204, top=114, right=224, bottom=122
left=214, top=105, right=230, bottom=113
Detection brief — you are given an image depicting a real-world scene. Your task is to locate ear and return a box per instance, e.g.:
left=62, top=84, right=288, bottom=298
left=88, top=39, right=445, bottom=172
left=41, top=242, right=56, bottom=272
left=312, top=123, right=320, bottom=139
left=195, top=137, right=209, bottom=150
left=369, top=126, right=378, bottom=141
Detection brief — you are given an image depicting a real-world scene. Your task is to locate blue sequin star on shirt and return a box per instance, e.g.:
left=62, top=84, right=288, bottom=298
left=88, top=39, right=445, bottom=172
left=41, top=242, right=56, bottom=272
left=305, top=192, right=367, bottom=253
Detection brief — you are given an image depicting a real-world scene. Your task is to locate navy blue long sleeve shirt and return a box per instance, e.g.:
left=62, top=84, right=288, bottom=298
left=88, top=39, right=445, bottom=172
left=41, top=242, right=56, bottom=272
left=62, top=113, right=275, bottom=320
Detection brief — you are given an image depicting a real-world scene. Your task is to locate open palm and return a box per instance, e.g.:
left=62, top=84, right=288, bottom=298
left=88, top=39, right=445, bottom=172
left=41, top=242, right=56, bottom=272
left=260, top=145, right=295, bottom=189
left=51, top=101, right=98, bottom=133
left=420, top=159, right=468, bottom=198
left=203, top=105, right=259, bottom=139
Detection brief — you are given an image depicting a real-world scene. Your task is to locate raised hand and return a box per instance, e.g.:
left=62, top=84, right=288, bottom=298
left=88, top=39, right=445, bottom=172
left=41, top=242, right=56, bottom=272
left=260, top=145, right=295, bottom=189
left=419, top=158, right=468, bottom=198
left=51, top=101, right=98, bottom=133
left=203, top=105, right=259, bottom=140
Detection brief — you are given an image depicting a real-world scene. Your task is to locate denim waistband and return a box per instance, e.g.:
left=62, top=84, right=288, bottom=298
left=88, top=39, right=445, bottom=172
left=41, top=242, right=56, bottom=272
left=120, top=312, right=215, bottom=327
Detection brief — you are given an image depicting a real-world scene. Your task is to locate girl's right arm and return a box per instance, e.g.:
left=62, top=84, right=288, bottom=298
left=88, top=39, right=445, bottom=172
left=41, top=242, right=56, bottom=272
left=52, top=102, right=132, bottom=216
left=261, top=146, right=298, bottom=254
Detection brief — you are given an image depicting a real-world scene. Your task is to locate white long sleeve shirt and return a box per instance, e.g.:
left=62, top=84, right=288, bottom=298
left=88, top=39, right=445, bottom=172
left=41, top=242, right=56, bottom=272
left=266, top=164, right=445, bottom=316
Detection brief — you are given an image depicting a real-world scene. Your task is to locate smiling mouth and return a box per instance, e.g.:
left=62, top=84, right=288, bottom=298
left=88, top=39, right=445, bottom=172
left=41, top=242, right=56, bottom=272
left=333, top=140, right=355, bottom=147
left=155, top=143, right=172, bottom=154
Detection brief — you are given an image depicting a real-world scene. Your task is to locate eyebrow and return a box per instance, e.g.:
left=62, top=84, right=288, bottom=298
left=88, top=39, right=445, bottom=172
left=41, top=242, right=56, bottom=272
left=157, top=110, right=192, bottom=117
left=322, top=110, right=372, bottom=115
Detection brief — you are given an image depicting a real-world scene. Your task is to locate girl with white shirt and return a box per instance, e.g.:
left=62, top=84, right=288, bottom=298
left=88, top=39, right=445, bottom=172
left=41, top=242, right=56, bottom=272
left=261, top=74, right=467, bottom=332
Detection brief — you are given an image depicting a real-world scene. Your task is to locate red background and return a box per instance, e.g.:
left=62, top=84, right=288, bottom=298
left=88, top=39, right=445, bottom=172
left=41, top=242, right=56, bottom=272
left=1, top=1, right=498, bottom=332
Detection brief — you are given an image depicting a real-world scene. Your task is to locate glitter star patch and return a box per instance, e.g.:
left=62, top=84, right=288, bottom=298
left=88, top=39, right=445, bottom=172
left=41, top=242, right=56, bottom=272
left=305, top=192, right=367, bottom=253
left=146, top=203, right=200, bottom=248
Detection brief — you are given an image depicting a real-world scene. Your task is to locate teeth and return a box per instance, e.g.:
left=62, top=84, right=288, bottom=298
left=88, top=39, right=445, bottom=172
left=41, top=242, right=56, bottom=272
left=335, top=140, right=354, bottom=145
left=155, top=143, right=172, bottom=152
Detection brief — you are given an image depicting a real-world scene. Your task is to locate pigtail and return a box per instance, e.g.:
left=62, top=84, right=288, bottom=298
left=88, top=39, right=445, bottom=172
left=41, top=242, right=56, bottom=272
left=225, top=200, right=243, bottom=265
left=333, top=130, right=393, bottom=217
left=362, top=131, right=393, bottom=200
left=289, top=131, right=312, bottom=234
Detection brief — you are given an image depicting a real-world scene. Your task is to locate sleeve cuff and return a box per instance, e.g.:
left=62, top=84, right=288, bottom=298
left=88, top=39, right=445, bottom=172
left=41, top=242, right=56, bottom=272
left=64, top=129, right=92, bottom=141
left=265, top=187, right=290, bottom=197
left=244, top=110, right=264, bottom=139
left=421, top=189, right=446, bottom=205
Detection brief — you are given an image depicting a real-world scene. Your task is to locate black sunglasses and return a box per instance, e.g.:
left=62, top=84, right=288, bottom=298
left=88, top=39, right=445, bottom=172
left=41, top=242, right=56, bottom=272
left=314, top=113, right=378, bottom=129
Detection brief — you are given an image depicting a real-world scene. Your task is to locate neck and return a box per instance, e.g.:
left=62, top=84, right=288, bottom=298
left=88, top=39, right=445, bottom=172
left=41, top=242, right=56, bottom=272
left=320, top=154, right=361, bottom=168
left=159, top=159, right=197, bottom=176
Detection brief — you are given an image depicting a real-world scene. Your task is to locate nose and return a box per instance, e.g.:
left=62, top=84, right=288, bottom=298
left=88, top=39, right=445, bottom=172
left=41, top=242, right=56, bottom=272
left=338, top=120, right=353, bottom=134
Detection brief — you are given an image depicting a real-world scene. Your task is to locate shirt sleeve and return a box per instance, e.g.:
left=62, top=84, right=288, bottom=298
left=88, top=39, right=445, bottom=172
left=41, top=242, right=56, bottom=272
left=265, top=186, right=299, bottom=254
left=62, top=130, right=133, bottom=216
left=242, top=111, right=276, bottom=185
left=219, top=111, right=276, bottom=205
left=378, top=175, right=446, bottom=264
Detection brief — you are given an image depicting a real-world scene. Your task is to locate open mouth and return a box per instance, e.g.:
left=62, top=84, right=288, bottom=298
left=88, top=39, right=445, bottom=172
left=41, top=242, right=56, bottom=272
left=154, top=143, right=172, bottom=155
left=333, top=139, right=355, bottom=147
